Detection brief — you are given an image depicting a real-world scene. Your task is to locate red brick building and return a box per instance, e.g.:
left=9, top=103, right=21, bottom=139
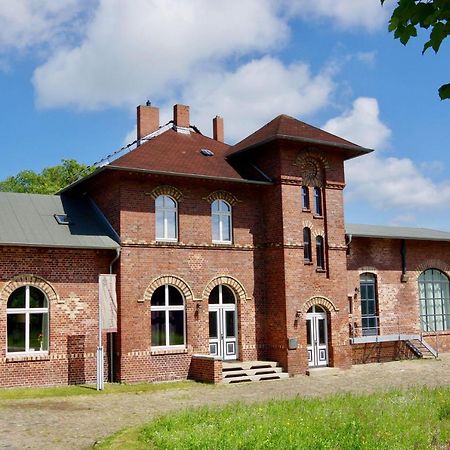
left=0, top=103, right=448, bottom=387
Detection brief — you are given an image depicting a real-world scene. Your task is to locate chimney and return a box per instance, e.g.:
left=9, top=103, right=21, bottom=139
left=137, top=103, right=159, bottom=143
left=213, top=115, right=224, bottom=142
left=173, top=104, right=190, bottom=129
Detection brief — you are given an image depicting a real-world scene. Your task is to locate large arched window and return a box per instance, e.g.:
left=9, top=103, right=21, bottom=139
left=418, top=269, right=450, bottom=331
left=303, top=227, right=312, bottom=262
left=151, top=285, right=185, bottom=348
left=211, top=199, right=232, bottom=244
left=7, top=286, right=49, bottom=354
left=155, top=195, right=178, bottom=241
left=360, top=273, right=378, bottom=336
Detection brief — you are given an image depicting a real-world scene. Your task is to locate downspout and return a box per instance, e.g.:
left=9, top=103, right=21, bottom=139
left=110, top=247, right=121, bottom=274
left=400, top=239, right=408, bottom=282
left=346, top=234, right=352, bottom=254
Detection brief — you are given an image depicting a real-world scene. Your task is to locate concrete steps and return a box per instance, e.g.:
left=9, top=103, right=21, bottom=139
left=222, top=360, right=289, bottom=384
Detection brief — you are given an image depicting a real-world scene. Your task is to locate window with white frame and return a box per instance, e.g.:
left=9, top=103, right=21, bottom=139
left=155, top=195, right=178, bottom=241
left=7, top=286, right=49, bottom=354
left=151, top=285, right=185, bottom=348
left=211, top=199, right=232, bottom=244
left=313, top=187, right=322, bottom=216
left=301, top=186, right=310, bottom=210
left=418, top=269, right=450, bottom=332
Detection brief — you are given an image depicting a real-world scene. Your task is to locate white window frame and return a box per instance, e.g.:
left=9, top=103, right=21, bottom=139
left=6, top=285, right=49, bottom=356
left=211, top=199, right=232, bottom=244
left=151, top=285, right=186, bottom=350
left=155, top=195, right=178, bottom=242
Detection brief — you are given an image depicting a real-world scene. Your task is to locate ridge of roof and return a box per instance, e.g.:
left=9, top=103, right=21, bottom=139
left=228, top=114, right=373, bottom=157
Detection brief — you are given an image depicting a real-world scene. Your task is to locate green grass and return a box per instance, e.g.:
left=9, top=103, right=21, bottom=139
left=0, top=380, right=194, bottom=401
left=97, top=386, right=450, bottom=449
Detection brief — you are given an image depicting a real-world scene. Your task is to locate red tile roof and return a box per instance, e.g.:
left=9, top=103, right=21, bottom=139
left=110, top=129, right=248, bottom=180
left=228, top=114, right=371, bottom=158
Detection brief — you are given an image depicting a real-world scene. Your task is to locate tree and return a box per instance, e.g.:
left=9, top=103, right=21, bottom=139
left=0, top=159, right=94, bottom=195
left=382, top=0, right=450, bottom=99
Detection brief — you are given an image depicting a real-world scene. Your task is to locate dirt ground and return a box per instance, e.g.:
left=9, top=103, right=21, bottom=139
left=1, top=355, right=450, bottom=449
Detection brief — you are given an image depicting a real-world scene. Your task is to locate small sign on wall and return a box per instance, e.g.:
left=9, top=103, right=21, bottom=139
left=288, top=337, right=298, bottom=350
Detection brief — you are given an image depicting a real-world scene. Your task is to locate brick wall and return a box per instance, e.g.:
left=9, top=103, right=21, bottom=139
left=0, top=246, right=113, bottom=387
left=188, top=354, right=223, bottom=383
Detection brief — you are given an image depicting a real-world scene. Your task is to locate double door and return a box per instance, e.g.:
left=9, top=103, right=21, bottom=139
left=209, top=304, right=237, bottom=360
left=306, top=308, right=328, bottom=367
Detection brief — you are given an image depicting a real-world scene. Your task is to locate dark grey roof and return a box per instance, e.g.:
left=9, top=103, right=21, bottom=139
left=0, top=192, right=119, bottom=250
left=346, top=223, right=450, bottom=242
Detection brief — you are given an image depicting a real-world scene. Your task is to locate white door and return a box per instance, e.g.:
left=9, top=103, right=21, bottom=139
left=208, top=285, right=237, bottom=361
left=306, top=305, right=328, bottom=367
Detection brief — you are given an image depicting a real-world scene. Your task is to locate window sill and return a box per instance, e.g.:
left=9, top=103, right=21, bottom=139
left=212, top=241, right=232, bottom=246
left=151, top=347, right=188, bottom=356
left=316, top=268, right=326, bottom=273
left=155, top=239, right=178, bottom=244
left=313, top=215, right=324, bottom=219
left=6, top=353, right=50, bottom=362
left=302, top=208, right=311, bottom=213
left=304, top=261, right=313, bottom=265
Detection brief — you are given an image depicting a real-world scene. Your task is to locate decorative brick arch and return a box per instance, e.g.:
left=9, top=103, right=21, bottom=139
left=149, top=185, right=183, bottom=202
left=294, top=150, right=330, bottom=187
left=142, top=275, right=194, bottom=303
left=0, top=274, right=58, bottom=304
left=302, top=295, right=339, bottom=313
left=202, top=276, right=248, bottom=302
left=414, top=260, right=450, bottom=274
left=204, top=190, right=238, bottom=206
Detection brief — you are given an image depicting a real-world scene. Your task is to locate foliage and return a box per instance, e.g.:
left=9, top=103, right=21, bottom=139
left=98, top=386, right=450, bottom=449
left=0, top=381, right=194, bottom=401
left=382, top=0, right=450, bottom=99
left=0, top=159, right=94, bottom=195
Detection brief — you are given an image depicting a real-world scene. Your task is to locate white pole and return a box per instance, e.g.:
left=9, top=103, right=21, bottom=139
left=97, top=276, right=104, bottom=391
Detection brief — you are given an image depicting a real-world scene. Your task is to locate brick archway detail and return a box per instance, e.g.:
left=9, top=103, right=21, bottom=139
left=204, top=191, right=238, bottom=206
left=149, top=185, right=183, bottom=201
left=303, top=295, right=339, bottom=313
left=202, top=276, right=248, bottom=303
left=414, top=260, right=450, bottom=274
left=143, top=275, right=194, bottom=303
left=0, top=274, right=59, bottom=304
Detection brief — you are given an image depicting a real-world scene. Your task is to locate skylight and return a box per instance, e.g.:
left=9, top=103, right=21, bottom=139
left=200, top=148, right=214, bottom=157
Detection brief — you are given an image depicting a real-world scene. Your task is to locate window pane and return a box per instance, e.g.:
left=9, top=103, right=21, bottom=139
left=212, top=214, right=220, bottom=241
left=221, top=216, right=231, bottom=241
left=169, top=310, right=184, bottom=345
left=220, top=201, right=230, bottom=212
left=165, top=196, right=176, bottom=209
left=151, top=286, right=165, bottom=306
left=211, top=200, right=219, bottom=213
left=306, top=320, right=312, bottom=345
left=318, top=318, right=326, bottom=345
left=29, top=287, right=47, bottom=308
left=30, top=313, right=48, bottom=351
left=156, top=210, right=164, bottom=239
left=151, top=311, right=166, bottom=346
left=222, top=286, right=235, bottom=304
left=7, top=287, right=26, bottom=309
left=209, top=312, right=218, bottom=338
left=166, top=211, right=177, bottom=239
left=155, top=196, right=164, bottom=208
left=7, top=314, right=26, bottom=352
left=168, top=286, right=183, bottom=306
left=209, top=286, right=220, bottom=304
left=225, top=311, right=235, bottom=337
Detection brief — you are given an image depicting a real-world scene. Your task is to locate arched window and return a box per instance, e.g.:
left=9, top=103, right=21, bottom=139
left=303, top=227, right=312, bottom=262
left=301, top=186, right=310, bottom=210
left=155, top=195, right=178, bottom=241
left=360, top=273, right=378, bottom=336
left=316, top=236, right=325, bottom=270
left=211, top=199, right=232, bottom=244
left=313, top=187, right=322, bottom=216
left=7, top=286, right=49, bottom=354
left=418, top=269, right=450, bottom=331
left=151, top=285, right=185, bottom=348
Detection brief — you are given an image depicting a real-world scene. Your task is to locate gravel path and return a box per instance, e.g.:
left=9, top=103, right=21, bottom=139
left=1, top=355, right=450, bottom=449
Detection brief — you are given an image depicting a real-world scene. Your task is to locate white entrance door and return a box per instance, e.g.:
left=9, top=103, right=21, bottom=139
left=208, top=285, right=237, bottom=361
left=306, top=305, right=328, bottom=367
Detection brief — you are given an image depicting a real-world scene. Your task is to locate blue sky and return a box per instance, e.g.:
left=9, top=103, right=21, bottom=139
left=1, top=1, right=450, bottom=229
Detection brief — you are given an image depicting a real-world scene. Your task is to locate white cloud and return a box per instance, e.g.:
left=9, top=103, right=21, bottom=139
left=178, top=56, right=334, bottom=142
left=286, top=0, right=390, bottom=31
left=33, top=0, right=288, bottom=110
left=325, top=97, right=450, bottom=212
left=323, top=97, right=391, bottom=149
left=0, top=1, right=90, bottom=53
